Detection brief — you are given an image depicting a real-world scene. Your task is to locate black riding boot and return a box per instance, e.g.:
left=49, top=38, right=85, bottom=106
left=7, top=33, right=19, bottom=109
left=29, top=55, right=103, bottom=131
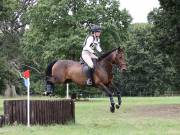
left=86, top=68, right=94, bottom=85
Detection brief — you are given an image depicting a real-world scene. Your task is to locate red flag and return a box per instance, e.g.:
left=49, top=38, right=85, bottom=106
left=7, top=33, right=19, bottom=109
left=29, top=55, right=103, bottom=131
left=23, top=70, right=30, bottom=78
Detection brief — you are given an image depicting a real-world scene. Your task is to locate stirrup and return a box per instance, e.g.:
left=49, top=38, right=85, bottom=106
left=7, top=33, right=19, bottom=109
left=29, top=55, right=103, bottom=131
left=86, top=79, right=92, bottom=85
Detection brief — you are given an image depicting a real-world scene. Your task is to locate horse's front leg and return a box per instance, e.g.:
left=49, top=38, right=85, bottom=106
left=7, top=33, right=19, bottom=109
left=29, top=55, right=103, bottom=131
left=109, top=82, right=122, bottom=109
left=99, top=83, right=115, bottom=113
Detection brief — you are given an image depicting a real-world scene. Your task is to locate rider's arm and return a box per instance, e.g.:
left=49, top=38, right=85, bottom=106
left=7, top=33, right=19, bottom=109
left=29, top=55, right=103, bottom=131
left=94, top=37, right=102, bottom=53
left=83, top=36, right=95, bottom=53
left=96, top=44, right=102, bottom=53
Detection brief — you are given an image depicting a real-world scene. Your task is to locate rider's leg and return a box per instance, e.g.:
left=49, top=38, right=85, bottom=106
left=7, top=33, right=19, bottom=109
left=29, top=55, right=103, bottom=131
left=82, top=51, right=94, bottom=85
left=86, top=67, right=94, bottom=85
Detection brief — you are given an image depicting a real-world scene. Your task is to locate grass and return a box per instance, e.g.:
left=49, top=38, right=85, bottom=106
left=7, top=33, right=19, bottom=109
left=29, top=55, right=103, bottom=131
left=0, top=96, right=180, bottom=135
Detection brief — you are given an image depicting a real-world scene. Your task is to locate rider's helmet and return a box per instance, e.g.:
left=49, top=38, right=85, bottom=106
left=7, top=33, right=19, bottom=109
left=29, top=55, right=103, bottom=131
left=90, top=24, right=101, bottom=33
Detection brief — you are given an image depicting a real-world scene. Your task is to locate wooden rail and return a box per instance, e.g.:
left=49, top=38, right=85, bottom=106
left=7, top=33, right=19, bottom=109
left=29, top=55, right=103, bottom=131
left=0, top=99, right=75, bottom=126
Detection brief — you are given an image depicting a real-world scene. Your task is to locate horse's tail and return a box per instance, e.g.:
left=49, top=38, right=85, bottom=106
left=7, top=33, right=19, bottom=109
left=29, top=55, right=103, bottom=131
left=45, top=60, right=57, bottom=95
left=45, top=60, right=57, bottom=78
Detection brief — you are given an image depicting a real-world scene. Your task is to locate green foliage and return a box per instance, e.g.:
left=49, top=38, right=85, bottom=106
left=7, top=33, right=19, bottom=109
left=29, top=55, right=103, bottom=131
left=0, top=58, right=7, bottom=94
left=122, top=23, right=176, bottom=96
left=0, top=0, right=178, bottom=96
left=0, top=0, right=34, bottom=95
left=21, top=0, right=131, bottom=94
left=147, top=0, right=180, bottom=90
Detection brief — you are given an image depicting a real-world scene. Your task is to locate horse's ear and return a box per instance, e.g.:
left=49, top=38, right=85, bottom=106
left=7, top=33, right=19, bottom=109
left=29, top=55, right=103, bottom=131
left=118, top=47, right=122, bottom=52
left=118, top=47, right=121, bottom=51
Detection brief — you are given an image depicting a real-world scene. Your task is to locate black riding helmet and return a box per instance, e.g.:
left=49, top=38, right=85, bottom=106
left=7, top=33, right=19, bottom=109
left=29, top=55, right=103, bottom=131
left=90, top=24, right=101, bottom=32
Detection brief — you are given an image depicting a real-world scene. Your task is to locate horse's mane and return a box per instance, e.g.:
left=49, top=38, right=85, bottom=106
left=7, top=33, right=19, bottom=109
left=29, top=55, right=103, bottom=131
left=98, top=48, right=118, bottom=61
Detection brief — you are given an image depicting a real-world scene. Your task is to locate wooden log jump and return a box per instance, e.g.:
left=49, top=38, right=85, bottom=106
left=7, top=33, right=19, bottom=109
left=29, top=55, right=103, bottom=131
left=1, top=99, right=75, bottom=126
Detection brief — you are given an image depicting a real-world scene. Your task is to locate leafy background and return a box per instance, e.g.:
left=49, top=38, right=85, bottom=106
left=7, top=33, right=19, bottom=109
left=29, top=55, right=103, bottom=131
left=0, top=0, right=179, bottom=96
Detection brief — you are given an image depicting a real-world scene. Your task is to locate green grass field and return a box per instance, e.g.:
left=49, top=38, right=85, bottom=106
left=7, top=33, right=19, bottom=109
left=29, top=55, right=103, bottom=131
left=0, top=96, right=180, bottom=135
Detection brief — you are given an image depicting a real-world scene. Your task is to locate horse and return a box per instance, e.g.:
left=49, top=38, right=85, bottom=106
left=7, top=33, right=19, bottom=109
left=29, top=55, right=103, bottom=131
left=45, top=47, right=127, bottom=113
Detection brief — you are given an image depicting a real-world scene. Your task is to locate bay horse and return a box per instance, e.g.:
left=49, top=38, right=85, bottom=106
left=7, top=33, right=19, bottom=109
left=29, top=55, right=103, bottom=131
left=45, top=47, right=127, bottom=113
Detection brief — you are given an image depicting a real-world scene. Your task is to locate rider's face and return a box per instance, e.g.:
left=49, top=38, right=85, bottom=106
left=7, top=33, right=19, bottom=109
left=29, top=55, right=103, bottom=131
left=95, top=32, right=101, bottom=37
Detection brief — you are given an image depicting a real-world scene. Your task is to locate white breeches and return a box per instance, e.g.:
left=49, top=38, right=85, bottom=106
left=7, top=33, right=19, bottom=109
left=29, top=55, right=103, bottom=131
left=81, top=51, right=98, bottom=68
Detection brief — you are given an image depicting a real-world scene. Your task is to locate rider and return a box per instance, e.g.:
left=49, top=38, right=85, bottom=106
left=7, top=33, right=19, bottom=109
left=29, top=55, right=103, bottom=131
left=81, top=24, right=102, bottom=85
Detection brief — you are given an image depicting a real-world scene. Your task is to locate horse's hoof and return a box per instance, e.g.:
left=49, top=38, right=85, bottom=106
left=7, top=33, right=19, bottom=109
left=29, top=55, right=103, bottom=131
left=110, top=106, right=115, bottom=113
left=115, top=104, right=120, bottom=109
left=42, top=91, right=47, bottom=96
left=43, top=91, right=53, bottom=96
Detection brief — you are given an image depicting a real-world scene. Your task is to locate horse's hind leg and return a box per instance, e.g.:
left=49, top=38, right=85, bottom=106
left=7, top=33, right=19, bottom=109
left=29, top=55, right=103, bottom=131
left=99, top=83, right=115, bottom=113
left=45, top=77, right=55, bottom=96
left=46, top=82, right=54, bottom=95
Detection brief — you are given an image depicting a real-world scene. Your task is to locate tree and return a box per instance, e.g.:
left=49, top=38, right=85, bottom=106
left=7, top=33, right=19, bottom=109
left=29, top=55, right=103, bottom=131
left=0, top=0, right=36, bottom=95
left=122, top=23, right=175, bottom=96
left=148, top=0, right=180, bottom=90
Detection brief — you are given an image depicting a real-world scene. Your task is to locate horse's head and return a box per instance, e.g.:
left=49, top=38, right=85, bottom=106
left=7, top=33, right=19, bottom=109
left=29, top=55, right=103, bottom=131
left=98, top=47, right=127, bottom=72
left=114, top=48, right=127, bottom=72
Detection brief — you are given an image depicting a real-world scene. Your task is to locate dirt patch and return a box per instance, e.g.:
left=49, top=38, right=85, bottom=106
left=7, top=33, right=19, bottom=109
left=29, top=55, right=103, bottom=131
left=126, top=104, right=180, bottom=119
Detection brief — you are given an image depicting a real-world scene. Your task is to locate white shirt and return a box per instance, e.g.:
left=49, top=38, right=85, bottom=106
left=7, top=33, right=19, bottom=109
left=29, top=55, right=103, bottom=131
left=83, top=35, right=102, bottom=53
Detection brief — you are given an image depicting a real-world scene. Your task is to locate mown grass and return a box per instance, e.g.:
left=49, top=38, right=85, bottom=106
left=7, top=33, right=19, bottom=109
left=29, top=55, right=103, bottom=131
left=0, top=96, right=180, bottom=135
